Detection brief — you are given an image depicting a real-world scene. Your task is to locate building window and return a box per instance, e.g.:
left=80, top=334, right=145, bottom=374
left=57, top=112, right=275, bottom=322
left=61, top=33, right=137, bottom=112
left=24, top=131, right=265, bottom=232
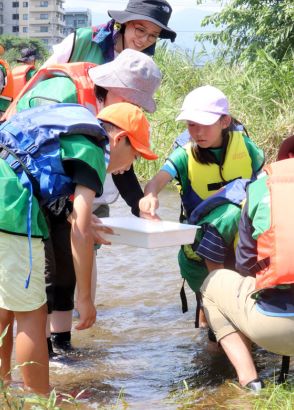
left=40, top=13, right=48, bottom=19
left=40, top=26, right=48, bottom=32
left=23, top=14, right=28, bottom=20
left=0, top=2, right=3, bottom=11
left=23, top=26, right=28, bottom=32
left=12, top=14, right=19, bottom=20
left=12, top=2, right=19, bottom=7
left=12, top=26, right=19, bottom=32
left=42, top=38, right=49, bottom=45
left=40, top=1, right=48, bottom=6
left=0, top=15, right=3, bottom=24
left=23, top=2, right=28, bottom=7
left=0, top=27, right=3, bottom=35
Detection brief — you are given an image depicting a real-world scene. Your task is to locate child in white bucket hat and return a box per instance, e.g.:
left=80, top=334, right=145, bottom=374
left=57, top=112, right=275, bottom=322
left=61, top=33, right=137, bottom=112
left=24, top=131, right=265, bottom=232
left=139, top=84, right=264, bottom=327
left=88, top=48, right=162, bottom=113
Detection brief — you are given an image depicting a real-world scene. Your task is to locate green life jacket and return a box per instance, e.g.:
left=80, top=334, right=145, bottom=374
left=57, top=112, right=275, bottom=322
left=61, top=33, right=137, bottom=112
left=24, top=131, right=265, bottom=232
left=70, top=27, right=105, bottom=64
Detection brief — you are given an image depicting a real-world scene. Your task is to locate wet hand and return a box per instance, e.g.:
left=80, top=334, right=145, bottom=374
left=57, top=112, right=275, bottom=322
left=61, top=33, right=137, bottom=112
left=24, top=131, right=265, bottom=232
left=139, top=194, right=159, bottom=217
left=91, top=214, right=113, bottom=245
left=75, top=298, right=96, bottom=330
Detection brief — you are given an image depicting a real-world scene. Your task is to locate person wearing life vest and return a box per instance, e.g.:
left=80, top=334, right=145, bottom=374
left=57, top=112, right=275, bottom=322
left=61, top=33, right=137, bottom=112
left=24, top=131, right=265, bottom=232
left=0, top=101, right=157, bottom=394
left=12, top=47, right=38, bottom=95
left=3, top=49, right=162, bottom=357
left=0, top=47, right=38, bottom=115
left=43, top=0, right=176, bottom=68
left=38, top=0, right=175, bottom=355
left=200, top=135, right=294, bottom=391
left=139, top=85, right=264, bottom=326
left=0, top=59, right=14, bottom=114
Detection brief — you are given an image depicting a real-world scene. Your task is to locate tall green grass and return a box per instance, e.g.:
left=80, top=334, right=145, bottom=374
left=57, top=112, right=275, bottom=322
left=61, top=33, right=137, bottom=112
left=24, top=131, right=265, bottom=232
left=136, top=46, right=294, bottom=180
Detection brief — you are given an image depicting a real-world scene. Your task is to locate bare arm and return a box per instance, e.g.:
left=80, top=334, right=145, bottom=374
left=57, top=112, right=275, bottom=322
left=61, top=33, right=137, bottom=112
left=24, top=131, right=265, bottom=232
left=205, top=259, right=224, bottom=273
left=41, top=33, right=74, bottom=68
left=139, top=170, right=172, bottom=217
left=70, top=184, right=97, bottom=330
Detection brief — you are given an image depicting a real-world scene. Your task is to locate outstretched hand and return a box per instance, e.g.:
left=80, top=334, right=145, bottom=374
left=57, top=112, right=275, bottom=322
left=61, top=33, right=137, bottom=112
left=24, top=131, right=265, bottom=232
left=91, top=214, right=114, bottom=245
left=139, top=193, right=159, bottom=217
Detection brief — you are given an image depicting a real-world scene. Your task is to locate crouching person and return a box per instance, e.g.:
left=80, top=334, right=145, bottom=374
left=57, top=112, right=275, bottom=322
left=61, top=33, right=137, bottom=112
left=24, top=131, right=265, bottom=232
left=0, top=102, right=156, bottom=394
left=200, top=135, right=294, bottom=391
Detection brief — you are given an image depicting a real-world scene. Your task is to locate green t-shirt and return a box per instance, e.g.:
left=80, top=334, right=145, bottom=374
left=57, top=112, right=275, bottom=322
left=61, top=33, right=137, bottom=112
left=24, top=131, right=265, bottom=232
left=0, top=134, right=106, bottom=239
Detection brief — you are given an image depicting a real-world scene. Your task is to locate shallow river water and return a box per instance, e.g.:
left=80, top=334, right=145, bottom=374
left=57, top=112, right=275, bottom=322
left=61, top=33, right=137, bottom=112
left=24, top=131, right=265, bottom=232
left=48, top=189, right=289, bottom=409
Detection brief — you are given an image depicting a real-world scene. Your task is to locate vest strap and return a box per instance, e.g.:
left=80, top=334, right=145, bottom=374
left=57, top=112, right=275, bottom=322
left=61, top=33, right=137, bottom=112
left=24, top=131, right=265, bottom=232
left=180, top=279, right=188, bottom=313
left=195, top=291, right=202, bottom=328
left=277, top=355, right=290, bottom=384
left=249, top=257, right=270, bottom=275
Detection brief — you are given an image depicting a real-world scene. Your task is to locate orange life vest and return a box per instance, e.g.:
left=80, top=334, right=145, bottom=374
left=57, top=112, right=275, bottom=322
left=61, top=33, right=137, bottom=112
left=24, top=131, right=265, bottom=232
left=0, top=59, right=14, bottom=105
left=11, top=64, right=35, bottom=99
left=255, top=159, right=294, bottom=290
left=3, top=62, right=97, bottom=121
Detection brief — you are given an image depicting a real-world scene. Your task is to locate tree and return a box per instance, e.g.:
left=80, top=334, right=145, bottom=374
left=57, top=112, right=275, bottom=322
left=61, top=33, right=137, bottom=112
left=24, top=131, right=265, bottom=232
left=0, top=36, right=49, bottom=67
left=195, top=0, right=294, bottom=62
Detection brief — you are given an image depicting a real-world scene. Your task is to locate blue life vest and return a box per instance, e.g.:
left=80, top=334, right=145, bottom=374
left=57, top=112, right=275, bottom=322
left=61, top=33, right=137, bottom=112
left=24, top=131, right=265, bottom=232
left=0, top=103, right=108, bottom=203
left=188, top=178, right=250, bottom=225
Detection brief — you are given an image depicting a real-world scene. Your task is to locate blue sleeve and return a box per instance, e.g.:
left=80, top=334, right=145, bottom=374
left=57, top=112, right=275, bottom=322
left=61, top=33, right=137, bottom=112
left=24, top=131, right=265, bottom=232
left=161, top=160, right=177, bottom=178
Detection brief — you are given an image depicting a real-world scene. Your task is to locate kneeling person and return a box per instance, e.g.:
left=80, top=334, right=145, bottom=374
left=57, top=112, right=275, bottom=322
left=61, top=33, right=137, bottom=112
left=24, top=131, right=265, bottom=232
left=201, top=135, right=294, bottom=390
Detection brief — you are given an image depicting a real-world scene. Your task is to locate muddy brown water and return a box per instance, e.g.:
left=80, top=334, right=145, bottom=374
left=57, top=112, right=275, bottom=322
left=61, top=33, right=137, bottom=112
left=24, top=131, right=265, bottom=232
left=30, top=190, right=292, bottom=408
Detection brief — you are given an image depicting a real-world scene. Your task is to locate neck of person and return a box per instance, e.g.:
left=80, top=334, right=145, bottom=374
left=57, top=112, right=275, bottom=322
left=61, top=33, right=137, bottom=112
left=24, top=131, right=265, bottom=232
left=114, top=33, right=124, bottom=53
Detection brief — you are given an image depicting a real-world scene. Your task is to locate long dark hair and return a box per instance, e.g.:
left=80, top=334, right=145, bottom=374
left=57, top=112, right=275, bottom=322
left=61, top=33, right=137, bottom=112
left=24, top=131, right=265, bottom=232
left=191, top=116, right=247, bottom=183
left=94, top=85, right=108, bottom=103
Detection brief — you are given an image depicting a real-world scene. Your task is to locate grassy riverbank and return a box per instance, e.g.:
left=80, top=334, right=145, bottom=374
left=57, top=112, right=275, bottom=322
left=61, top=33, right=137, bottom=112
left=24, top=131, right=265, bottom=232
left=136, top=46, right=294, bottom=180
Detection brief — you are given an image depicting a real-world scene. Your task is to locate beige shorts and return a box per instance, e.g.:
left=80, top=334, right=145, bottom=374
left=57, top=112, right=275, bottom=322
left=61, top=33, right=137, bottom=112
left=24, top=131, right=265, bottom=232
left=201, top=269, right=294, bottom=356
left=0, top=232, right=46, bottom=312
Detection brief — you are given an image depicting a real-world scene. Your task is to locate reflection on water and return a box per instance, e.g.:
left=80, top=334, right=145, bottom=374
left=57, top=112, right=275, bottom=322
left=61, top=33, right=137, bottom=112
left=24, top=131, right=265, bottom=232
left=49, top=189, right=290, bottom=409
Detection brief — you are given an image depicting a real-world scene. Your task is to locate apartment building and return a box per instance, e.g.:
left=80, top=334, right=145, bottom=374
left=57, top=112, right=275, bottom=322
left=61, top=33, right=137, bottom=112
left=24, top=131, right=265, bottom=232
left=0, top=0, right=66, bottom=49
left=0, top=0, right=21, bottom=36
left=64, top=8, right=91, bottom=37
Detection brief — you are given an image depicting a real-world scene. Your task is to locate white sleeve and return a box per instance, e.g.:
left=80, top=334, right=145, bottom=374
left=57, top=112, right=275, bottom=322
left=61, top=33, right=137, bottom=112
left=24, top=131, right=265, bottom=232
left=41, top=33, right=75, bottom=67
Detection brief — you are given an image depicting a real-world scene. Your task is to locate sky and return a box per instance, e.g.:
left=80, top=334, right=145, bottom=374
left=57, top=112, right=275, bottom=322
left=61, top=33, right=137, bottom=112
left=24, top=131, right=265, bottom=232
left=63, top=0, right=222, bottom=53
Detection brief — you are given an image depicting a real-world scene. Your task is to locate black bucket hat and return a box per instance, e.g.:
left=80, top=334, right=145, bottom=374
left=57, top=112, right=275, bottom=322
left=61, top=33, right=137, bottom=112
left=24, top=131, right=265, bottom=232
left=17, top=47, right=37, bottom=63
left=108, top=0, right=177, bottom=42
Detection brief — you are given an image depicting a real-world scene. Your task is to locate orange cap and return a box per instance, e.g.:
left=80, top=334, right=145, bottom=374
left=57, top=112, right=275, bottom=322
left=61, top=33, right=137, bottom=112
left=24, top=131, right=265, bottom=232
left=97, top=102, right=158, bottom=160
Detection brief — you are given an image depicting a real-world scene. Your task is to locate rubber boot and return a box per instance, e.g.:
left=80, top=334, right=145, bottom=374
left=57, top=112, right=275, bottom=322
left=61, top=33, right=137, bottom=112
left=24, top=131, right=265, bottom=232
left=51, top=331, right=74, bottom=353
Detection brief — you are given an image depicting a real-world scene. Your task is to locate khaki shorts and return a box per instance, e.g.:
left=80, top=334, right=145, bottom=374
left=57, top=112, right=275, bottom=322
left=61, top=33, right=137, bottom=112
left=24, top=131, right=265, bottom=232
left=201, top=269, right=294, bottom=356
left=0, top=232, right=46, bottom=312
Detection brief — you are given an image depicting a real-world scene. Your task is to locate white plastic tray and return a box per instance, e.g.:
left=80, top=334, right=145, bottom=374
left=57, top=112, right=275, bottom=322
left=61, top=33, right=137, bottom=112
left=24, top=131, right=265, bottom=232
left=99, top=216, right=199, bottom=248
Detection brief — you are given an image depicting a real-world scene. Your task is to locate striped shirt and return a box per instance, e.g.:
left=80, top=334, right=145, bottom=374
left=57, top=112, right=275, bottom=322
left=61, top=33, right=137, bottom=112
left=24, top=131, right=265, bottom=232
left=196, top=225, right=228, bottom=264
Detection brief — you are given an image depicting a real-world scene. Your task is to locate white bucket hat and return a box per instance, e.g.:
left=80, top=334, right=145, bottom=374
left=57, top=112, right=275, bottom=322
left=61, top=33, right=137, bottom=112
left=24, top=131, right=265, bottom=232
left=176, top=85, right=230, bottom=125
left=88, top=49, right=162, bottom=113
